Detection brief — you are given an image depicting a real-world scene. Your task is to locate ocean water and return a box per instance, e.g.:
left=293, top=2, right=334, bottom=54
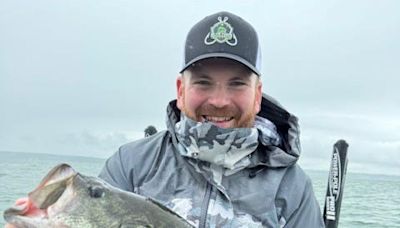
left=308, top=170, right=400, bottom=228
left=0, top=151, right=399, bottom=227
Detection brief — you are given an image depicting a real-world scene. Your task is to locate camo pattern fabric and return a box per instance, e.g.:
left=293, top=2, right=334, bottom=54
left=174, top=114, right=282, bottom=227
left=175, top=114, right=281, bottom=188
left=169, top=194, right=271, bottom=228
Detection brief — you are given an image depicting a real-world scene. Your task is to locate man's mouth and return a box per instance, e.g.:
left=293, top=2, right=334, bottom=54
left=202, top=115, right=234, bottom=122
left=201, top=115, right=235, bottom=128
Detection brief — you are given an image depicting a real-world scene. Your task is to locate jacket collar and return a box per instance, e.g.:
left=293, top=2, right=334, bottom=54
left=165, top=93, right=301, bottom=168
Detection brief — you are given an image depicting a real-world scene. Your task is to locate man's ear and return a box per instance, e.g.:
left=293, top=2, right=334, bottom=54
left=176, top=75, right=184, bottom=110
left=255, top=80, right=263, bottom=114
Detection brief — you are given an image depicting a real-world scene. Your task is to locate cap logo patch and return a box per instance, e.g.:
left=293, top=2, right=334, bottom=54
left=204, top=16, right=237, bottom=46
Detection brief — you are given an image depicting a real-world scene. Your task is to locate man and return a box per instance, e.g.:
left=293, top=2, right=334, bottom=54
left=99, top=11, right=324, bottom=227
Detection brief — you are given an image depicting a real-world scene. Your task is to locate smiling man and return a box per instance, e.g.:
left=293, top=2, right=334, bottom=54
left=99, top=11, right=325, bottom=227
left=177, top=58, right=262, bottom=129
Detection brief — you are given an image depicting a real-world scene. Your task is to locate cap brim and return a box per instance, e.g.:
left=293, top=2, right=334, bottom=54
left=180, top=53, right=261, bottom=76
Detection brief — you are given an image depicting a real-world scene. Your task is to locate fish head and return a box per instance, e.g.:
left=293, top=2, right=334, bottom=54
left=4, top=163, right=124, bottom=227
left=4, top=163, right=195, bottom=228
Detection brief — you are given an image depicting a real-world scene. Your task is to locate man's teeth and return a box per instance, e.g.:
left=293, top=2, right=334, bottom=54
left=203, top=116, right=233, bottom=122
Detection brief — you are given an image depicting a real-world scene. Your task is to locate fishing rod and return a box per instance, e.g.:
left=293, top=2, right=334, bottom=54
left=323, top=140, right=349, bottom=228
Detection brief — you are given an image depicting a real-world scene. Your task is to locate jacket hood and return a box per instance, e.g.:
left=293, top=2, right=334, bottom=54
left=165, top=93, right=301, bottom=168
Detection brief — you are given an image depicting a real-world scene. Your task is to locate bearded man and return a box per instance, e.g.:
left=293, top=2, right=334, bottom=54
left=99, top=11, right=324, bottom=228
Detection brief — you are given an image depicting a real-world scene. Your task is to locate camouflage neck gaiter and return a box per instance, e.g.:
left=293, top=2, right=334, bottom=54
left=175, top=114, right=281, bottom=187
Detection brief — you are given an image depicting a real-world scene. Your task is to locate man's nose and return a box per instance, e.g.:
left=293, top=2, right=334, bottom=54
left=208, top=87, right=231, bottom=108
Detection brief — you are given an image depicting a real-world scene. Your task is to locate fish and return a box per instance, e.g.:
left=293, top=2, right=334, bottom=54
left=3, top=163, right=194, bottom=228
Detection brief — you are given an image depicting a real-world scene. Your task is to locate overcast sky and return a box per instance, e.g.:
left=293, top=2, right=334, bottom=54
left=1, top=0, right=399, bottom=176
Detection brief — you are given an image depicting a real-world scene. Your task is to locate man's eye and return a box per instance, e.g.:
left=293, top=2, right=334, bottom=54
left=194, top=80, right=211, bottom=86
left=230, top=81, right=246, bottom=86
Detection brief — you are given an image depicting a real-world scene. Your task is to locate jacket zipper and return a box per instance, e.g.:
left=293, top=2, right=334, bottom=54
left=199, top=182, right=212, bottom=228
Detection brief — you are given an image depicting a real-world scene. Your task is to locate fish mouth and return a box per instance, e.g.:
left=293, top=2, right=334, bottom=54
left=4, top=164, right=77, bottom=226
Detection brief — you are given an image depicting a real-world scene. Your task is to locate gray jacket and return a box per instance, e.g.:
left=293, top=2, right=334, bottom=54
left=99, top=94, right=325, bottom=228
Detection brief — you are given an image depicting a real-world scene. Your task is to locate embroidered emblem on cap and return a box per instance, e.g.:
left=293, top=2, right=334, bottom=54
left=204, top=16, right=238, bottom=46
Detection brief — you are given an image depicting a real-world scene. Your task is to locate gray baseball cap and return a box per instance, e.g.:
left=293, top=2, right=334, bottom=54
left=181, top=11, right=262, bottom=76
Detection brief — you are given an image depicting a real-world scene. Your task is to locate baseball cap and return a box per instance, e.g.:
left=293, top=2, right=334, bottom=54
left=180, top=11, right=262, bottom=76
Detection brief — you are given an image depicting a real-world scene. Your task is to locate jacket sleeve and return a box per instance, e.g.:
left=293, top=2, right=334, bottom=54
left=98, top=147, right=135, bottom=193
left=283, top=177, right=325, bottom=228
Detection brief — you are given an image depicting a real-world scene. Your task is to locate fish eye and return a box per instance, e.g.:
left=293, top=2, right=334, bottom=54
left=88, top=186, right=105, bottom=198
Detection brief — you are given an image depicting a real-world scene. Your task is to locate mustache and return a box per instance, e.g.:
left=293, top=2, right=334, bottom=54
left=196, top=104, right=239, bottom=117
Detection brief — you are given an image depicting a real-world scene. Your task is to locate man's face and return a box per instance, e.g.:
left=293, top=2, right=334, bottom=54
left=176, top=58, right=262, bottom=128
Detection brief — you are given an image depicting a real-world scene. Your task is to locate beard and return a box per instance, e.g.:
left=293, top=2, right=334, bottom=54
left=180, top=98, right=258, bottom=128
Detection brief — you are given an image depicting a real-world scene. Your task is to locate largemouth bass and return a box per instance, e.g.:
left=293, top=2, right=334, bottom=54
left=3, top=163, right=194, bottom=228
